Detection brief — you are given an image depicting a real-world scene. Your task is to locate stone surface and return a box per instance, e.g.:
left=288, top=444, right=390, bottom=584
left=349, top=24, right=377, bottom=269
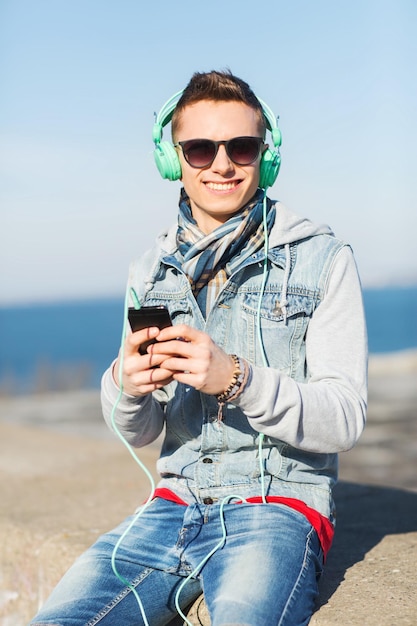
left=0, top=351, right=416, bottom=625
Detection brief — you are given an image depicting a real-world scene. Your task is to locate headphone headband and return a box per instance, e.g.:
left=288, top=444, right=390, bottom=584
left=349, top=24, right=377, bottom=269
left=152, top=90, right=183, bottom=144
left=152, top=90, right=282, bottom=187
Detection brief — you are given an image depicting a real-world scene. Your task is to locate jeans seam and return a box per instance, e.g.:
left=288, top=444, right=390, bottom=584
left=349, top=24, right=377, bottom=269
left=277, top=526, right=316, bottom=626
left=85, top=566, right=154, bottom=625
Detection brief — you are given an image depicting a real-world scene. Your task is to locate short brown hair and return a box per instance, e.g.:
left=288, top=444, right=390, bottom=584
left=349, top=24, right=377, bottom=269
left=171, top=70, right=266, bottom=140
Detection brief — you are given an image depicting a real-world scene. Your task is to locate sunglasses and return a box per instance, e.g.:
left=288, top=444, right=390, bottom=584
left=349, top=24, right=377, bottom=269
left=174, top=136, right=264, bottom=169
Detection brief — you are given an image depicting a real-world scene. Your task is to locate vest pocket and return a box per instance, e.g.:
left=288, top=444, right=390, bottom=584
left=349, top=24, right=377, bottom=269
left=239, top=289, right=315, bottom=369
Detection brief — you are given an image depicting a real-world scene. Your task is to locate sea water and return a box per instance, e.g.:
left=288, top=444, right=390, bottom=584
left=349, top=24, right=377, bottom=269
left=0, top=286, right=416, bottom=394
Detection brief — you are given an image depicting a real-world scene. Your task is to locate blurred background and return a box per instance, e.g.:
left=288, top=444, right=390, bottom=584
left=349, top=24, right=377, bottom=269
left=1, top=0, right=416, bottom=465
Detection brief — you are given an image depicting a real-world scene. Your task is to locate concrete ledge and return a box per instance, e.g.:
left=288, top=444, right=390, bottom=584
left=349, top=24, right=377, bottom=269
left=1, top=351, right=417, bottom=625
left=0, top=420, right=160, bottom=625
left=1, top=421, right=416, bottom=625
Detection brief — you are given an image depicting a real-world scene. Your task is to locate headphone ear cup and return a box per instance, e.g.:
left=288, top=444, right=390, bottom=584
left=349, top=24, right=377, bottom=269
left=259, top=148, right=281, bottom=189
left=153, top=141, right=182, bottom=181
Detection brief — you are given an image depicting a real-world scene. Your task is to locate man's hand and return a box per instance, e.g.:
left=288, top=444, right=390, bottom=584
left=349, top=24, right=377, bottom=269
left=112, top=326, right=175, bottom=396
left=113, top=324, right=236, bottom=398
left=149, top=324, right=236, bottom=396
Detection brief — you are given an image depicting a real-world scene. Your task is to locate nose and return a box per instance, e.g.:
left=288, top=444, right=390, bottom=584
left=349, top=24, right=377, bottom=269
left=211, top=144, right=234, bottom=175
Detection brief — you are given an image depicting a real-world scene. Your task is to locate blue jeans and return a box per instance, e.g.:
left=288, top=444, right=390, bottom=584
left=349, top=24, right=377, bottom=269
left=30, top=498, right=324, bottom=626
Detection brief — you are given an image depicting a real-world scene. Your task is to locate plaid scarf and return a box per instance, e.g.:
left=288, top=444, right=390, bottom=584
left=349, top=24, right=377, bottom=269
left=176, top=188, right=276, bottom=316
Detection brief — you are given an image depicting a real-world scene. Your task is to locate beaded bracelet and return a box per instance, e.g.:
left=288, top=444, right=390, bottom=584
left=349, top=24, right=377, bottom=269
left=216, top=354, right=249, bottom=421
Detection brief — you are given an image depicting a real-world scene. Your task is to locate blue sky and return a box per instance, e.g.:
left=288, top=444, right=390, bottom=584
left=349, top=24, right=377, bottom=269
left=1, top=0, right=416, bottom=304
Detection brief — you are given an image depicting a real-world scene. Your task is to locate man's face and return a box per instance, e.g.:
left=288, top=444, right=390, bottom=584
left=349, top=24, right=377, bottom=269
left=175, top=100, right=264, bottom=234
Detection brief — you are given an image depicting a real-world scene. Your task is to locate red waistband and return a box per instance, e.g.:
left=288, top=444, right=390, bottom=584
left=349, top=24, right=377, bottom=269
left=153, top=487, right=334, bottom=558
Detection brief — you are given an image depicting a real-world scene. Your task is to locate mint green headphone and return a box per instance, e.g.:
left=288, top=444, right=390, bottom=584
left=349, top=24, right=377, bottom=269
left=152, top=90, right=282, bottom=189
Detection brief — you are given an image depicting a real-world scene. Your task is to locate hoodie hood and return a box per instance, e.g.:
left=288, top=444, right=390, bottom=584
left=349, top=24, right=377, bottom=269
left=268, top=201, right=334, bottom=248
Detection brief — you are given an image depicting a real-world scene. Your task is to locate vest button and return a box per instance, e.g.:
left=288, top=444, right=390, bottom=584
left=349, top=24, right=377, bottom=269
left=202, top=457, right=213, bottom=463
left=203, top=497, right=214, bottom=505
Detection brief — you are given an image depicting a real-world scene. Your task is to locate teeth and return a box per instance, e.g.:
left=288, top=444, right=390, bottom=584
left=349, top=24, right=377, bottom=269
left=206, top=182, right=237, bottom=191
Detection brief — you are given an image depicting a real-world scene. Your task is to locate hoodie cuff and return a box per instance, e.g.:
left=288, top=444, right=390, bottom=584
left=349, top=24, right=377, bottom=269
left=230, top=363, right=256, bottom=411
left=101, top=360, right=151, bottom=410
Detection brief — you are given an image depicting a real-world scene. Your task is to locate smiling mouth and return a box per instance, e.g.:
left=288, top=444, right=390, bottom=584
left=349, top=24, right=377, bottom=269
left=205, top=181, right=241, bottom=191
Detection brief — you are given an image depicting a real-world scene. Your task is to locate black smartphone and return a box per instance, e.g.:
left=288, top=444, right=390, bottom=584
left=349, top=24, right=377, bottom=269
left=128, top=305, right=172, bottom=355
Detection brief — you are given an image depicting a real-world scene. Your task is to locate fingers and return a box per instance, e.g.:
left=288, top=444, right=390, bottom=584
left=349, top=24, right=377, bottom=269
left=149, top=326, right=235, bottom=396
left=155, top=324, right=202, bottom=343
left=125, top=327, right=160, bottom=355
left=114, top=328, right=176, bottom=395
left=117, top=358, right=174, bottom=396
left=123, top=362, right=174, bottom=396
left=118, top=323, right=235, bottom=397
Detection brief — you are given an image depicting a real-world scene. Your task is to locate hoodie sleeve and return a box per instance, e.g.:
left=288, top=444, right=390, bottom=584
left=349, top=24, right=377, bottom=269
left=233, top=245, right=368, bottom=453
left=101, top=360, right=166, bottom=447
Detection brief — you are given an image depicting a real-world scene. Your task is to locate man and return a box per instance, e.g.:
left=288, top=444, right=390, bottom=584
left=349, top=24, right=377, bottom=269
left=31, top=70, right=367, bottom=626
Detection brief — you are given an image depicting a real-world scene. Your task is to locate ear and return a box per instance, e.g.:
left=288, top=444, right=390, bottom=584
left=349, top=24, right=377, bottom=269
left=176, top=146, right=184, bottom=181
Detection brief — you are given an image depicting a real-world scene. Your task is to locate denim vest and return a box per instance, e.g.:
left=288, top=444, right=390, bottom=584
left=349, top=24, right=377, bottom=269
left=128, top=222, right=347, bottom=520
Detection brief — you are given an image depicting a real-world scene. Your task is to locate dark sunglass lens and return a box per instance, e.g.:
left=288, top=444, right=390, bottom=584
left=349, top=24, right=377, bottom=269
left=183, top=140, right=216, bottom=167
left=228, top=137, right=261, bottom=165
